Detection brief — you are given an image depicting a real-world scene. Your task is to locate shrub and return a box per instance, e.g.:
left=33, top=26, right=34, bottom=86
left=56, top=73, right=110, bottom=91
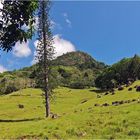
left=118, top=86, right=124, bottom=91
left=128, top=87, right=132, bottom=91
left=69, top=82, right=86, bottom=89
left=105, top=92, right=109, bottom=95
left=136, top=86, right=140, bottom=92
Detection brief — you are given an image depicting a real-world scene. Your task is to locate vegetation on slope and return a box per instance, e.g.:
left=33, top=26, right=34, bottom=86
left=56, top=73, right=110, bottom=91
left=95, top=54, right=140, bottom=89
left=0, top=51, right=106, bottom=94
left=52, top=51, right=105, bottom=69
left=0, top=81, right=140, bottom=139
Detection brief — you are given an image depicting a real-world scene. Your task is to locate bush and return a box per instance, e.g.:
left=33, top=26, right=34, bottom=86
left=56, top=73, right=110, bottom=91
left=69, top=82, right=86, bottom=89
left=136, top=86, right=140, bottom=92
left=118, top=86, right=124, bottom=91
left=128, top=87, right=132, bottom=91
left=58, top=68, right=71, bottom=78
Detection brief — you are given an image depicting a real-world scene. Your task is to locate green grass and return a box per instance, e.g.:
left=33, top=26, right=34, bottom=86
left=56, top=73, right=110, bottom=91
left=0, top=81, right=140, bottom=139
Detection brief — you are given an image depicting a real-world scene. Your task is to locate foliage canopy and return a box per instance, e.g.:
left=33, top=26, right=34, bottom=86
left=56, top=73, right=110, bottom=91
left=0, top=0, right=38, bottom=51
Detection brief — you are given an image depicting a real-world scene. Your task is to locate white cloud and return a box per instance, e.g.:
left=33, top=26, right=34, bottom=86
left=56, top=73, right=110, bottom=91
left=34, top=40, right=38, bottom=49
left=0, top=1, right=3, bottom=9
left=0, top=65, right=7, bottom=73
left=32, top=34, right=76, bottom=64
left=63, top=12, right=72, bottom=27
left=53, top=34, right=76, bottom=57
left=31, top=40, right=39, bottom=64
left=0, top=1, right=3, bottom=20
left=13, top=41, right=32, bottom=58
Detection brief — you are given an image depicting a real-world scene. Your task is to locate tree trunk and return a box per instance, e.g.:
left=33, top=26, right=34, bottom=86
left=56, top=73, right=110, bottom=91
left=45, top=89, right=50, bottom=117
left=42, top=0, right=50, bottom=117
left=44, top=76, right=50, bottom=117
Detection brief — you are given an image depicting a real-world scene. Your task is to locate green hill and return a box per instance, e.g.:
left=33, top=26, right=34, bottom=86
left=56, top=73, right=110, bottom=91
left=95, top=54, right=140, bottom=89
left=0, top=51, right=106, bottom=94
left=0, top=81, right=140, bottom=139
left=52, top=51, right=105, bottom=69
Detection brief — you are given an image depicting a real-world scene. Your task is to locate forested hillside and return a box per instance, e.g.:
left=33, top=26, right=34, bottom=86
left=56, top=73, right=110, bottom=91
left=0, top=51, right=106, bottom=94
left=95, top=54, right=140, bottom=89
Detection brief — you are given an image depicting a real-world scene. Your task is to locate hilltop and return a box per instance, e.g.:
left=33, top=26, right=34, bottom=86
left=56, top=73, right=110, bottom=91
left=0, top=51, right=106, bottom=94
left=52, top=51, right=106, bottom=69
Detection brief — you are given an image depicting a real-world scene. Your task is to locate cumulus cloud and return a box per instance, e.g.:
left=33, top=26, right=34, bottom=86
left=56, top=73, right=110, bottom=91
left=0, top=65, right=7, bottom=73
left=53, top=34, right=76, bottom=57
left=63, top=12, right=72, bottom=27
left=32, top=34, right=76, bottom=64
left=13, top=41, right=32, bottom=58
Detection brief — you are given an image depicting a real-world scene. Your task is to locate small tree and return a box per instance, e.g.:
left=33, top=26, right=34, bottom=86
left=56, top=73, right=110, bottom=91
left=36, top=0, right=54, bottom=117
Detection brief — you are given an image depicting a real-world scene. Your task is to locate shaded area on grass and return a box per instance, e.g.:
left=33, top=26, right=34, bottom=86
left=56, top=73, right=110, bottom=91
left=0, top=117, right=42, bottom=123
left=89, top=89, right=106, bottom=93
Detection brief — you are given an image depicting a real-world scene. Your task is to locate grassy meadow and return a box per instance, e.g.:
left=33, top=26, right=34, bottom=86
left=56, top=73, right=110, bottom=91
left=0, top=81, right=140, bottom=139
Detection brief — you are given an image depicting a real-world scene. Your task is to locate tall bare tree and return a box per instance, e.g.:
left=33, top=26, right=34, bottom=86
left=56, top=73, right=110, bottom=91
left=36, top=0, right=54, bottom=117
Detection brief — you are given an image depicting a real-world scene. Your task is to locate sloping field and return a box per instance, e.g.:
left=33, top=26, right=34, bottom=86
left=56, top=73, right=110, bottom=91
left=0, top=81, right=140, bottom=139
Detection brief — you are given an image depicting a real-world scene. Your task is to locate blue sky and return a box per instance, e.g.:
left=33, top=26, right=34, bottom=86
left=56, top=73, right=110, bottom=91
left=1, top=1, right=140, bottom=72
